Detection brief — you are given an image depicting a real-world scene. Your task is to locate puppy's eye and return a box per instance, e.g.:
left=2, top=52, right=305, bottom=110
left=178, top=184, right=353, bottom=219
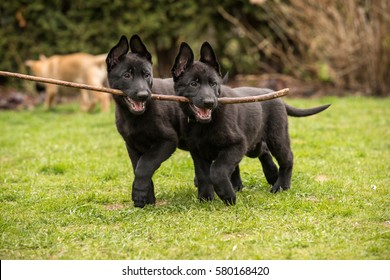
left=190, top=81, right=198, bottom=87
left=144, top=72, right=151, bottom=79
left=210, top=81, right=217, bottom=87
left=123, top=72, right=131, bottom=79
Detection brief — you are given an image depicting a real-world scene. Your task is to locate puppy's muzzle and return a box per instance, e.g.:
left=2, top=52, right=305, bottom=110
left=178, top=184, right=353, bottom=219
left=202, top=98, right=215, bottom=109
left=136, top=90, right=150, bottom=101
left=122, top=90, right=150, bottom=114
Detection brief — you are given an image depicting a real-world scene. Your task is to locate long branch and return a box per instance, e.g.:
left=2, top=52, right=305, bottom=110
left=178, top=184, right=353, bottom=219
left=0, top=70, right=289, bottom=104
left=219, top=88, right=289, bottom=104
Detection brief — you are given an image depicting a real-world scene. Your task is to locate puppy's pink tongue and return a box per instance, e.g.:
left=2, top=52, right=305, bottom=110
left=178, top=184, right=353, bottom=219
left=198, top=108, right=211, bottom=119
left=132, top=100, right=144, bottom=111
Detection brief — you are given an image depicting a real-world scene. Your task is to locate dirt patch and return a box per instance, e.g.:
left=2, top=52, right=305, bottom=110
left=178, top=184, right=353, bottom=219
left=315, top=175, right=329, bottom=183
left=104, top=203, right=126, bottom=211
left=156, top=200, right=169, bottom=207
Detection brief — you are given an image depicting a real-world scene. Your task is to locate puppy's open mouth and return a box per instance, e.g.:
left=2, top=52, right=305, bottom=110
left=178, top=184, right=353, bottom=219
left=123, top=96, right=146, bottom=114
left=189, top=104, right=212, bottom=122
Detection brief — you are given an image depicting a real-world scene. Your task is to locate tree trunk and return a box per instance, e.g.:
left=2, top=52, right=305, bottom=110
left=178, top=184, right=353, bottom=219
left=152, top=37, right=178, bottom=78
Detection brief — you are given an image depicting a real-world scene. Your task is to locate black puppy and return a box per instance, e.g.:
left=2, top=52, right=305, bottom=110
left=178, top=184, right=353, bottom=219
left=106, top=35, right=188, bottom=208
left=171, top=42, right=330, bottom=205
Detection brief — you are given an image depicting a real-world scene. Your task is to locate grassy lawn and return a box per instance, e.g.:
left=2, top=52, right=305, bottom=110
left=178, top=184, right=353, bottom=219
left=0, top=96, right=389, bottom=260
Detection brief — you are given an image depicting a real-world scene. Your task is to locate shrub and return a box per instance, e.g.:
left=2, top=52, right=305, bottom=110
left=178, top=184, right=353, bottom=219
left=246, top=0, right=390, bottom=96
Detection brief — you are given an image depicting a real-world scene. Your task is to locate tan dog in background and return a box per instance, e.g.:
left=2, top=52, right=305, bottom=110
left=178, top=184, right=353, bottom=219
left=26, top=53, right=111, bottom=112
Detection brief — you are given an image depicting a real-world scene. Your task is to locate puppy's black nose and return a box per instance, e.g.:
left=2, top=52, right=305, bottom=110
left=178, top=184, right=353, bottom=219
left=136, top=91, right=149, bottom=101
left=202, top=98, right=215, bottom=108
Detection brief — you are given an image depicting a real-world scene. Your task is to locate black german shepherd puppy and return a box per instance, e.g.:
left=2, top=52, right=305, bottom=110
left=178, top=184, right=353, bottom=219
left=171, top=42, right=330, bottom=205
left=106, top=35, right=188, bottom=208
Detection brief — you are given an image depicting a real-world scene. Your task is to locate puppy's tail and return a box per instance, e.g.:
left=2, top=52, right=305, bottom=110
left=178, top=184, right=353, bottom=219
left=285, top=103, right=331, bottom=117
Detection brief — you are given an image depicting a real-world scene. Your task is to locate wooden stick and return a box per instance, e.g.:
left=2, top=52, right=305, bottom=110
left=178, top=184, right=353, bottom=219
left=219, top=88, right=289, bottom=104
left=0, top=70, right=126, bottom=96
left=0, top=70, right=289, bottom=104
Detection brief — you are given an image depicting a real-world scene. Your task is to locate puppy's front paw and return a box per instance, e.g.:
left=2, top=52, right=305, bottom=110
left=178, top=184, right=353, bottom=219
left=133, top=199, right=147, bottom=208
left=265, top=172, right=279, bottom=185
left=198, top=185, right=215, bottom=202
left=233, top=183, right=244, bottom=192
left=222, top=195, right=236, bottom=206
left=198, top=192, right=215, bottom=202
left=133, top=195, right=155, bottom=208
left=270, top=185, right=282, bottom=193
left=270, top=183, right=290, bottom=193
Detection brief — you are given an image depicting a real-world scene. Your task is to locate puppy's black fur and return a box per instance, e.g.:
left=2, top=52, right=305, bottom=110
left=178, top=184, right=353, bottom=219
left=106, top=35, right=187, bottom=208
left=172, top=42, right=330, bottom=205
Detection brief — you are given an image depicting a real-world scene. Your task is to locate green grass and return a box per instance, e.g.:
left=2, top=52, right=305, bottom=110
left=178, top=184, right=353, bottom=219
left=0, top=97, right=389, bottom=259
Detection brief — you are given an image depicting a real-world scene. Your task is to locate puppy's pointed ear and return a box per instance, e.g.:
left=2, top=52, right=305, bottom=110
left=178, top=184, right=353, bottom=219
left=200, top=42, right=221, bottom=76
left=222, top=71, right=229, bottom=84
left=106, top=35, right=129, bottom=71
left=130, top=34, right=152, bottom=63
left=171, top=42, right=194, bottom=81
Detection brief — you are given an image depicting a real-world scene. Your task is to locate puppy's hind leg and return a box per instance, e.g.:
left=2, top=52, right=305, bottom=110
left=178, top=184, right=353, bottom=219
left=259, top=142, right=279, bottom=185
left=266, top=134, right=293, bottom=193
left=231, top=165, right=244, bottom=192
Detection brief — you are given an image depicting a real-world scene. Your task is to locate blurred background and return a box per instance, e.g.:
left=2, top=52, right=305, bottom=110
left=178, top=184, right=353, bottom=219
left=1, top=0, right=389, bottom=108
